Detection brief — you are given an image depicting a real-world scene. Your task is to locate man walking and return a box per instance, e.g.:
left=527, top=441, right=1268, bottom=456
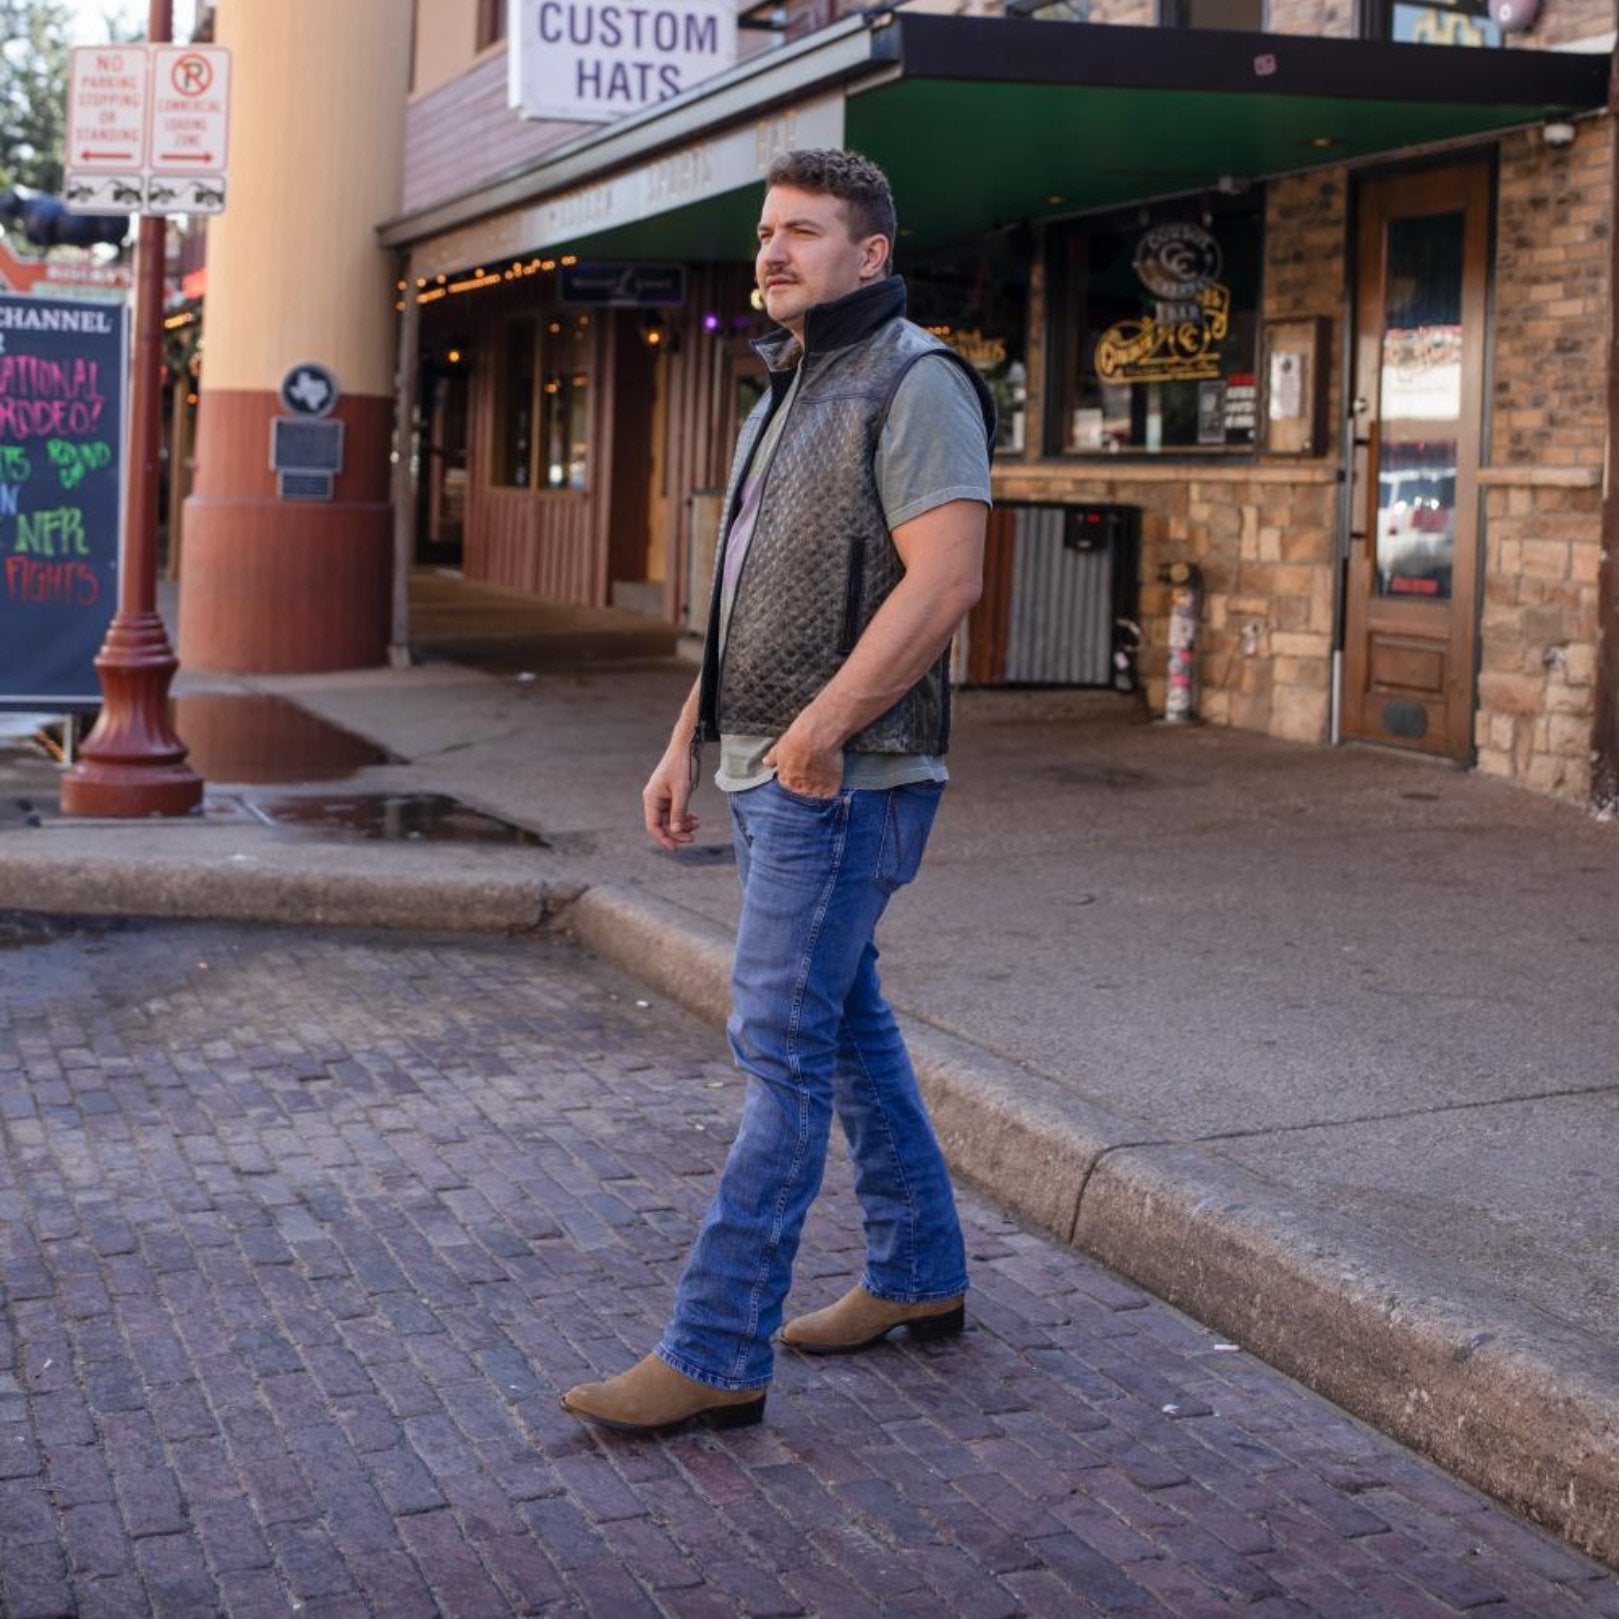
left=562, top=149, right=995, bottom=1433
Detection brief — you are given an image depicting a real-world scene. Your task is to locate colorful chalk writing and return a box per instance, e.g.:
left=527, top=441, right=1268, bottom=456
left=47, top=439, right=112, bottom=490
left=0, top=292, right=125, bottom=707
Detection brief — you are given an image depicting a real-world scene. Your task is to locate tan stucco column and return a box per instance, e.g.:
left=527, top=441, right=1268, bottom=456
left=178, top=0, right=409, bottom=671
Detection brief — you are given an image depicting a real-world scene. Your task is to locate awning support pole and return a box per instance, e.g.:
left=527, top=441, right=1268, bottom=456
left=389, top=259, right=421, bottom=669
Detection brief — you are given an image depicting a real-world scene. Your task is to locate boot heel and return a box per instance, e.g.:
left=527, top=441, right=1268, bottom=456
left=909, top=1305, right=965, bottom=1341
left=709, top=1395, right=766, bottom=1429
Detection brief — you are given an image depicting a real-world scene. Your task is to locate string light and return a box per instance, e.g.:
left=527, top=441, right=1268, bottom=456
left=400, top=249, right=591, bottom=303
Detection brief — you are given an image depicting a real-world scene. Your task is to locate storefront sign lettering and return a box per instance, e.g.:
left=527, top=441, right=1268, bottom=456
left=1096, top=221, right=1233, bottom=385
left=755, top=111, right=799, bottom=173
left=511, top=0, right=737, bottom=122
left=644, top=146, right=714, bottom=208
left=928, top=326, right=1008, bottom=371
left=1096, top=282, right=1230, bottom=383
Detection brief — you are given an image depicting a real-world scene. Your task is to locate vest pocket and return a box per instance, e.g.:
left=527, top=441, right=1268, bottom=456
left=839, top=539, right=866, bottom=654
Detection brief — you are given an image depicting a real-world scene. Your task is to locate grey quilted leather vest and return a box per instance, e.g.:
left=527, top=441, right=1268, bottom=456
left=696, top=276, right=995, bottom=753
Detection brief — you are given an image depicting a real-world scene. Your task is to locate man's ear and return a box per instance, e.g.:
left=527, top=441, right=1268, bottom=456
left=861, top=233, right=892, bottom=281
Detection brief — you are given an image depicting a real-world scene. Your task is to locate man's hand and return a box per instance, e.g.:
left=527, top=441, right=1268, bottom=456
left=765, top=711, right=843, bottom=800
left=645, top=679, right=704, bottom=850
left=643, top=744, right=701, bottom=849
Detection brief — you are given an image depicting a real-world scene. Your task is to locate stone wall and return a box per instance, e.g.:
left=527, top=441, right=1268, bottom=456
left=1086, top=0, right=1610, bottom=40
left=1474, top=119, right=1611, bottom=799
left=1527, top=0, right=1614, bottom=48
left=1264, top=0, right=1353, bottom=35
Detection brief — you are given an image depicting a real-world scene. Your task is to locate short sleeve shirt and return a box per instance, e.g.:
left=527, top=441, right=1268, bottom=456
left=715, top=351, right=993, bottom=794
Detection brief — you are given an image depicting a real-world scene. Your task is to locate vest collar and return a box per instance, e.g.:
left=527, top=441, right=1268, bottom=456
left=752, top=275, right=907, bottom=373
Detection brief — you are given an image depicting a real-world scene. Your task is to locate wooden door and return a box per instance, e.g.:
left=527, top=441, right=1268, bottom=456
left=1343, top=164, right=1490, bottom=759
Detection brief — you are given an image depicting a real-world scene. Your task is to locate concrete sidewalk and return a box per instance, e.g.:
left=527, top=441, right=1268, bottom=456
left=4, top=623, right=1618, bottom=1564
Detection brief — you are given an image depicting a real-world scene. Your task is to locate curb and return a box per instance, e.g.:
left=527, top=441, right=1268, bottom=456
left=0, top=847, right=577, bottom=933
left=564, top=881, right=1619, bottom=1567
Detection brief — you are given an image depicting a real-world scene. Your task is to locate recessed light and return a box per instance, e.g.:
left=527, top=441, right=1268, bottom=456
left=1303, top=134, right=1344, bottom=149
left=1044, top=194, right=1065, bottom=205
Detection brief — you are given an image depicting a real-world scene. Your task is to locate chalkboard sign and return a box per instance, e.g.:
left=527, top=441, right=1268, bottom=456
left=0, top=293, right=125, bottom=708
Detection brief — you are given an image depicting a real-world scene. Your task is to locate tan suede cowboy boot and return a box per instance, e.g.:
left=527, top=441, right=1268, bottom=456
left=559, top=1354, right=766, bottom=1434
left=780, top=1285, right=965, bottom=1355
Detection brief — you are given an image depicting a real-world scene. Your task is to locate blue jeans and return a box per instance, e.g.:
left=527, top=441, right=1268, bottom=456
left=655, top=778, right=968, bottom=1391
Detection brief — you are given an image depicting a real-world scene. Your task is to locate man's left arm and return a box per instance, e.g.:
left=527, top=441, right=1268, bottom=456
left=765, top=498, right=986, bottom=796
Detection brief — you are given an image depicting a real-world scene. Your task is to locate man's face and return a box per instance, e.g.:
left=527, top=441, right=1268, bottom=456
left=755, top=184, right=888, bottom=337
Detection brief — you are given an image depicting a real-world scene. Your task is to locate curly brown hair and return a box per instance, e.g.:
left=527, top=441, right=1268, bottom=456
left=765, top=148, right=897, bottom=250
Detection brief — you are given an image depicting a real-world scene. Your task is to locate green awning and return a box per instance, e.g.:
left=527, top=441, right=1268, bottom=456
left=385, top=16, right=1610, bottom=267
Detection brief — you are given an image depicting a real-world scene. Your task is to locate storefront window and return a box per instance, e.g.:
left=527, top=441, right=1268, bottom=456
left=1361, top=0, right=1501, bottom=45
left=491, top=313, right=592, bottom=490
left=539, top=314, right=591, bottom=490
left=493, top=318, right=536, bottom=487
left=905, top=233, right=1030, bottom=455
left=1051, top=197, right=1262, bottom=456
left=476, top=0, right=506, bottom=48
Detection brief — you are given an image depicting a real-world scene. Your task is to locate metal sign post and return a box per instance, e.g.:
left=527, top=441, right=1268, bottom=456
left=61, top=0, right=205, bottom=817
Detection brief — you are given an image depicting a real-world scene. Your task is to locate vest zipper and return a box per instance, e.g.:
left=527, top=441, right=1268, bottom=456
left=839, top=538, right=866, bottom=655
left=713, top=367, right=804, bottom=731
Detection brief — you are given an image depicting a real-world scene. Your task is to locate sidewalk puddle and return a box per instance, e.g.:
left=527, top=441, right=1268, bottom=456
left=170, top=695, right=398, bottom=784
left=246, top=793, right=548, bottom=846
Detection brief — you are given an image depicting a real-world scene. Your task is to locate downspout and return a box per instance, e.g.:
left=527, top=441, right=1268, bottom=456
left=1595, top=59, right=1619, bottom=811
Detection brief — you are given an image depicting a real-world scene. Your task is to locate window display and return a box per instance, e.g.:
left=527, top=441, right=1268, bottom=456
left=1051, top=197, right=1263, bottom=456
left=904, top=233, right=1029, bottom=456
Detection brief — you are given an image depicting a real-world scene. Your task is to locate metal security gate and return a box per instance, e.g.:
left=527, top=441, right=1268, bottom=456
left=962, top=502, right=1141, bottom=688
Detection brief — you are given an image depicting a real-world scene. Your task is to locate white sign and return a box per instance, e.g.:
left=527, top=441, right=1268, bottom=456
left=509, top=0, right=737, bottom=123
left=63, top=44, right=230, bottom=216
left=413, top=94, right=843, bottom=281
left=67, top=47, right=150, bottom=170
left=149, top=48, right=230, bottom=169
left=63, top=173, right=146, bottom=211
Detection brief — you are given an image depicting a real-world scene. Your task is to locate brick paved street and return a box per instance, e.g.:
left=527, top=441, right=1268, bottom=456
left=1, top=914, right=1616, bottom=1619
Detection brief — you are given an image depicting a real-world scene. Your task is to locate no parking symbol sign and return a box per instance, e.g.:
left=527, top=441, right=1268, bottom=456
left=65, top=43, right=230, bottom=215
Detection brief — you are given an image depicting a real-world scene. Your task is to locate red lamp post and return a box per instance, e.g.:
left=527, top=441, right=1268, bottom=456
left=60, top=0, right=203, bottom=818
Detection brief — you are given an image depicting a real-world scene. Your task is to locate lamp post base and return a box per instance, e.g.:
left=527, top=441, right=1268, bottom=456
left=60, top=611, right=204, bottom=818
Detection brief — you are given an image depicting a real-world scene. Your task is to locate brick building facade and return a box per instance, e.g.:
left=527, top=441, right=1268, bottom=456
left=382, top=0, right=1618, bottom=807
